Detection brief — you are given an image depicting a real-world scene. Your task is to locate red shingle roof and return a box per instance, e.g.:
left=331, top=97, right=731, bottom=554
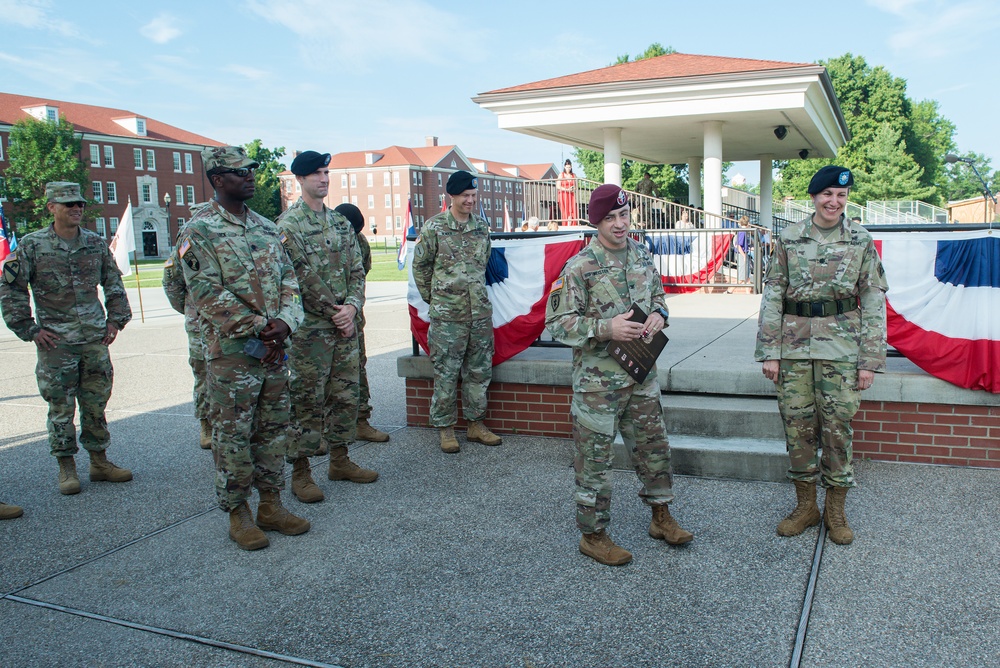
left=0, top=92, right=222, bottom=146
left=482, top=52, right=816, bottom=94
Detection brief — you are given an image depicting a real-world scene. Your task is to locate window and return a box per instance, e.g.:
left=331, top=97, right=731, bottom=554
left=393, top=172, right=400, bottom=186
left=146, top=149, right=155, bottom=170
left=367, top=195, right=375, bottom=208
left=484, top=181, right=491, bottom=192
left=90, top=145, right=100, bottom=167
left=384, top=194, right=391, bottom=208
left=417, top=172, right=423, bottom=186
left=184, top=153, right=193, bottom=173
left=368, top=216, right=375, bottom=230
left=133, top=148, right=143, bottom=169
left=339, top=174, right=347, bottom=188
left=141, top=184, right=151, bottom=203
left=413, top=172, right=418, bottom=185
left=395, top=216, right=402, bottom=230
left=173, top=152, right=181, bottom=172
left=103, top=146, right=114, bottom=167
left=351, top=195, right=358, bottom=205
left=176, top=185, right=184, bottom=205
left=92, top=181, right=103, bottom=202
left=394, top=194, right=401, bottom=208
left=136, top=119, right=146, bottom=135
left=46, top=108, right=57, bottom=122
left=96, top=217, right=106, bottom=237
left=418, top=194, right=424, bottom=208
left=109, top=217, right=119, bottom=233
left=367, top=173, right=373, bottom=187
left=186, top=186, right=195, bottom=204
left=177, top=217, right=185, bottom=232
left=342, top=196, right=348, bottom=204
left=350, top=174, right=356, bottom=188
left=106, top=182, right=117, bottom=204
left=437, top=174, right=442, bottom=187
left=383, top=172, right=390, bottom=186
left=385, top=216, right=392, bottom=230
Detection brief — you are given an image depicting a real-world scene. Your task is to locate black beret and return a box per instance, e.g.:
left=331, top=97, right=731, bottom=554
left=588, top=183, right=629, bottom=226
left=446, top=170, right=477, bottom=196
left=335, top=203, right=365, bottom=234
left=290, top=150, right=331, bottom=176
left=808, top=165, right=853, bottom=194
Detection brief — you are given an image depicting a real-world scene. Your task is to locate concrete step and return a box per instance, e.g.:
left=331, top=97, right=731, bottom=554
left=663, top=393, right=785, bottom=440
left=614, top=433, right=788, bottom=483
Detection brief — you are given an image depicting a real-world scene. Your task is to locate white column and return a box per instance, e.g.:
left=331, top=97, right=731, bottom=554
left=703, top=121, right=723, bottom=219
left=687, top=156, right=702, bottom=208
left=759, top=154, right=774, bottom=230
left=603, top=127, right=622, bottom=186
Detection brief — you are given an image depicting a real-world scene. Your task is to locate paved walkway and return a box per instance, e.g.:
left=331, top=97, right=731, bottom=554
left=1, top=284, right=997, bottom=667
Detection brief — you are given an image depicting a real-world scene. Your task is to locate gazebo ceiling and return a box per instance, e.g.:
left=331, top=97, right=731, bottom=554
left=473, top=53, right=850, bottom=164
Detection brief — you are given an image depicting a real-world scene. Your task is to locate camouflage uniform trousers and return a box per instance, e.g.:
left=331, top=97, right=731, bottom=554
left=777, top=359, right=860, bottom=489
left=207, top=353, right=289, bottom=512
left=287, top=326, right=359, bottom=460
left=357, top=310, right=373, bottom=422
left=36, top=342, right=114, bottom=458
left=572, top=381, right=675, bottom=534
left=427, top=317, right=493, bottom=428
left=187, top=334, right=208, bottom=421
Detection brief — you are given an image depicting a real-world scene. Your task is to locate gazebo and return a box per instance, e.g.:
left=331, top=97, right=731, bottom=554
left=472, top=52, right=850, bottom=227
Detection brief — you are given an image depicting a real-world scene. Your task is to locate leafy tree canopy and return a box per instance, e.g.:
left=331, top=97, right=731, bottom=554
left=852, top=123, right=935, bottom=202
left=2, top=115, right=92, bottom=234
left=242, top=139, right=286, bottom=221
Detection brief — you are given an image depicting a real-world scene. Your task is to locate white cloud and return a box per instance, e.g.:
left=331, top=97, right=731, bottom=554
left=140, top=14, right=182, bottom=44
left=867, top=0, right=1000, bottom=59
left=0, top=0, right=77, bottom=36
left=0, top=49, right=123, bottom=93
left=225, top=65, right=271, bottom=81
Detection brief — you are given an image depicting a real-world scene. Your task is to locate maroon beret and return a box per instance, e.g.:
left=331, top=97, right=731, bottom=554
left=588, top=184, right=629, bottom=226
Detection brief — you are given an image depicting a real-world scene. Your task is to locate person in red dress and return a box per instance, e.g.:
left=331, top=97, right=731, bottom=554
left=557, top=159, right=577, bottom=225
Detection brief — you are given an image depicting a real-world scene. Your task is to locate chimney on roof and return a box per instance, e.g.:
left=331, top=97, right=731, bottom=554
left=425, top=136, right=438, bottom=147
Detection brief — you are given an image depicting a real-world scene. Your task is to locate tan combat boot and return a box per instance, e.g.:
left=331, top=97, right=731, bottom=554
left=0, top=502, right=24, bottom=520
left=824, top=486, right=854, bottom=545
left=776, top=481, right=821, bottom=537
left=57, top=456, right=81, bottom=495
left=356, top=419, right=389, bottom=443
left=466, top=420, right=502, bottom=446
left=256, top=490, right=310, bottom=535
left=199, top=419, right=212, bottom=449
left=291, top=457, right=324, bottom=503
left=327, top=446, right=379, bottom=483
left=440, top=427, right=460, bottom=453
left=649, top=505, right=694, bottom=545
left=88, top=450, right=133, bottom=483
left=579, top=530, right=632, bottom=566
left=229, top=501, right=269, bottom=550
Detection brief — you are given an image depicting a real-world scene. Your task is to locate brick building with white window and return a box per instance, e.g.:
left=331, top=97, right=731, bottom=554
left=0, top=93, right=223, bottom=258
left=279, top=136, right=558, bottom=238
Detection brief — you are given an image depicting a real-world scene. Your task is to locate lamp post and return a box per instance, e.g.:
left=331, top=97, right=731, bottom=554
left=944, top=153, right=997, bottom=223
left=163, top=192, right=172, bottom=242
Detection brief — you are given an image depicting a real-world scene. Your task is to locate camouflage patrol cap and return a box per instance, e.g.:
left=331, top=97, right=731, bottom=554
left=45, top=181, right=87, bottom=204
left=201, top=146, right=260, bottom=174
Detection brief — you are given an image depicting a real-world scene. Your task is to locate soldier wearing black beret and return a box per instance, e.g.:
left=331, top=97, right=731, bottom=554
left=756, top=165, right=887, bottom=546
left=290, top=150, right=331, bottom=176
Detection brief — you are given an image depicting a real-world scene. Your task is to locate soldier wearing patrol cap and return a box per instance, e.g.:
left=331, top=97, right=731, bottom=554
left=277, top=150, right=378, bottom=506
left=756, top=165, right=888, bottom=545
left=0, top=181, right=133, bottom=498
left=178, top=146, right=307, bottom=550
left=412, top=169, right=502, bottom=453
left=545, top=184, right=692, bottom=566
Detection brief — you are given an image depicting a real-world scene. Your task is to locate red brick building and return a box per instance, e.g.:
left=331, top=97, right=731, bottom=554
left=279, top=136, right=558, bottom=238
left=0, top=93, right=223, bottom=258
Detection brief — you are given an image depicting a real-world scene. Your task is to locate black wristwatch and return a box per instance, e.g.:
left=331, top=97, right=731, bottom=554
left=655, top=307, right=669, bottom=322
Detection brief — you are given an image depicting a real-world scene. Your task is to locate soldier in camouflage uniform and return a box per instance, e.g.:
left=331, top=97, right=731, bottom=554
left=755, top=166, right=887, bottom=545
left=545, top=184, right=692, bottom=566
left=412, top=170, right=502, bottom=453
left=0, top=182, right=133, bottom=497
left=335, top=202, right=390, bottom=444
left=277, top=151, right=378, bottom=505
left=179, top=146, right=307, bottom=551
left=163, top=208, right=211, bottom=449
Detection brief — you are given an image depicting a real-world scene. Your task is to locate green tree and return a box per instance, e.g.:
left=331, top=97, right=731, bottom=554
left=576, top=43, right=693, bottom=199
left=940, top=151, right=999, bottom=203
left=1, top=115, right=92, bottom=234
left=242, top=139, right=286, bottom=220
left=852, top=124, right=935, bottom=202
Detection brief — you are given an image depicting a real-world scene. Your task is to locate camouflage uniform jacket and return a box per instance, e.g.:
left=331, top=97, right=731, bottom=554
left=277, top=199, right=364, bottom=330
left=357, top=233, right=372, bottom=275
left=755, top=215, right=888, bottom=371
left=163, top=225, right=200, bottom=337
left=411, top=211, right=492, bottom=322
left=0, top=225, right=132, bottom=344
left=178, top=199, right=303, bottom=360
left=546, top=236, right=668, bottom=393
left=635, top=177, right=657, bottom=198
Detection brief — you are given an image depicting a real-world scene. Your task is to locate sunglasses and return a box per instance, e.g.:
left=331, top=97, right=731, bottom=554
left=214, top=167, right=255, bottom=178
left=63, top=201, right=86, bottom=208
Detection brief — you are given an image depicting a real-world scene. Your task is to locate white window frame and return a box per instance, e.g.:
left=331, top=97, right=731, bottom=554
left=90, top=145, right=100, bottom=167
left=133, top=148, right=143, bottom=169
left=103, top=146, right=114, bottom=168
left=393, top=171, right=400, bottom=186
left=106, top=182, right=117, bottom=204
left=173, top=152, right=181, bottom=172
left=350, top=174, right=357, bottom=188
left=184, top=153, right=193, bottom=173
left=146, top=149, right=156, bottom=170
left=383, top=172, right=390, bottom=186
left=341, top=174, right=348, bottom=188
left=367, top=194, right=375, bottom=208
left=367, top=173, right=373, bottom=187
left=141, top=184, right=151, bottom=203
left=384, top=194, right=391, bottom=208
left=175, top=185, right=184, bottom=206
left=109, top=217, right=119, bottom=233
left=186, top=186, right=195, bottom=204
left=95, top=217, right=106, bottom=237
left=92, top=181, right=102, bottom=203
left=394, top=194, right=401, bottom=208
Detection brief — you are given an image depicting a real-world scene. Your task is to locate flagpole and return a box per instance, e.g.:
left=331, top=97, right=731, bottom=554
left=133, top=248, right=144, bottom=323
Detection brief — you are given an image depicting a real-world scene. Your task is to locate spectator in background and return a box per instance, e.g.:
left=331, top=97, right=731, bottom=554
left=557, top=160, right=578, bottom=225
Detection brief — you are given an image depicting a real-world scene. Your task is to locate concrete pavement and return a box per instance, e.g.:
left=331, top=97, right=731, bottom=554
left=1, top=282, right=997, bottom=667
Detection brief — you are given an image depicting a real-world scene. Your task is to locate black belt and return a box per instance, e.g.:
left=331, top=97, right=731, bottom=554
left=783, top=297, right=858, bottom=318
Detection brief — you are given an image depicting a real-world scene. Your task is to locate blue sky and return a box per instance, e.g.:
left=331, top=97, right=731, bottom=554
left=2, top=0, right=998, bottom=185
